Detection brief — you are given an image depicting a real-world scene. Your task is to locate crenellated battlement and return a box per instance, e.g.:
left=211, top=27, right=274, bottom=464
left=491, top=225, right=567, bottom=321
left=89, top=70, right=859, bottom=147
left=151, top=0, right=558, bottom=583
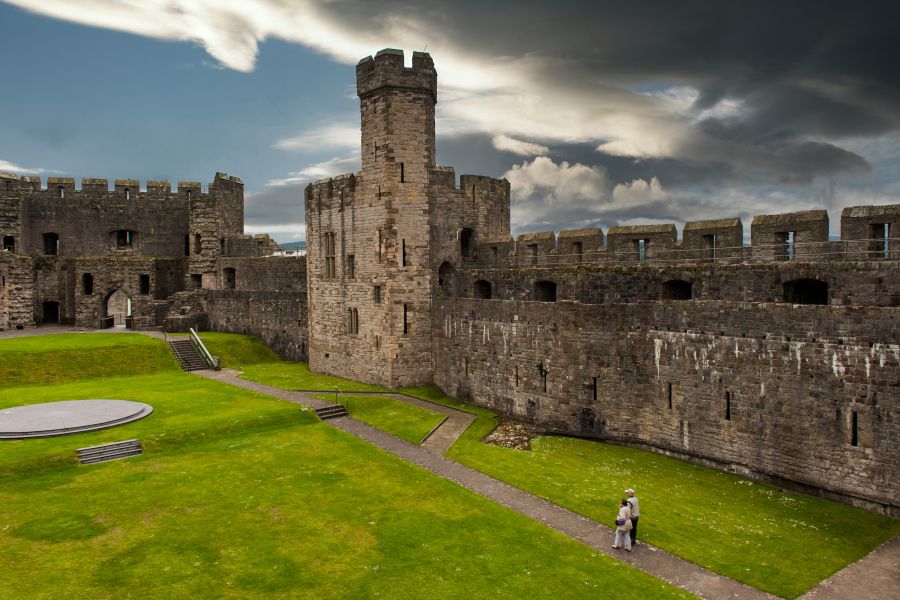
left=468, top=204, right=900, bottom=267
left=356, top=48, right=437, bottom=101
left=0, top=173, right=241, bottom=198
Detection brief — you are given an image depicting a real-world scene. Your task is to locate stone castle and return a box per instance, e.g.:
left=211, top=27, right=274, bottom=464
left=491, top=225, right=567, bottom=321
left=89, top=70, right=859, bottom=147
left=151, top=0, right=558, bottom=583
left=0, top=49, right=897, bottom=516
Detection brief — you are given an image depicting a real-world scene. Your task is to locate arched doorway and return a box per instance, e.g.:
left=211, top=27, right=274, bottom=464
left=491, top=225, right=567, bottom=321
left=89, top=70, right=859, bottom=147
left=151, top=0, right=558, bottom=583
left=661, top=279, right=692, bottom=300
left=534, top=280, right=557, bottom=302
left=104, top=288, right=132, bottom=327
left=438, top=261, right=456, bottom=296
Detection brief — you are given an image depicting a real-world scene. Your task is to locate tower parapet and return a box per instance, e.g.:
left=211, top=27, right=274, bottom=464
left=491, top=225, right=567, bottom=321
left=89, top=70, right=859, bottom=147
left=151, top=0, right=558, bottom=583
left=356, top=49, right=437, bottom=101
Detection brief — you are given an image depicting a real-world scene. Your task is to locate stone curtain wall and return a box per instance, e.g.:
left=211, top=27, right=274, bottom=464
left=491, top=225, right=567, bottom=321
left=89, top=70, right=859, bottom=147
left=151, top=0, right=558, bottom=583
left=0, top=255, right=34, bottom=329
left=457, top=261, right=899, bottom=306
left=433, top=297, right=899, bottom=514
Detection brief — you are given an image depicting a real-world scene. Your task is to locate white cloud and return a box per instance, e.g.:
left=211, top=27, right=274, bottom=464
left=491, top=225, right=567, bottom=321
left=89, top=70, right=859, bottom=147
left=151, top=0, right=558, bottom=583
left=0, top=159, right=57, bottom=174
left=491, top=134, right=549, bottom=156
left=612, top=177, right=667, bottom=205
left=266, top=153, right=360, bottom=187
left=273, top=124, right=359, bottom=151
left=504, top=157, right=607, bottom=204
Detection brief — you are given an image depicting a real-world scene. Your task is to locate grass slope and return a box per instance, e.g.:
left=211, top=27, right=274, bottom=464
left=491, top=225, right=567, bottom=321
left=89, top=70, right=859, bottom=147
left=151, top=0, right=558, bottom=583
left=198, top=332, right=281, bottom=369
left=313, top=394, right=445, bottom=444
left=0, top=333, right=176, bottom=386
left=241, top=361, right=390, bottom=392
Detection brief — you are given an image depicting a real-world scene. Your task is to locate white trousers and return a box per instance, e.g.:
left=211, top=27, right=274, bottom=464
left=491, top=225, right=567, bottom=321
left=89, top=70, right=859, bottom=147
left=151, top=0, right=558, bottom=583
left=614, top=529, right=632, bottom=550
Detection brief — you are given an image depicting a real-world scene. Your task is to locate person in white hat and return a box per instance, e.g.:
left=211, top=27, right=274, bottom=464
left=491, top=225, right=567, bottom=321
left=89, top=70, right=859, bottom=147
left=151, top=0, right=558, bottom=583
left=625, top=488, right=640, bottom=545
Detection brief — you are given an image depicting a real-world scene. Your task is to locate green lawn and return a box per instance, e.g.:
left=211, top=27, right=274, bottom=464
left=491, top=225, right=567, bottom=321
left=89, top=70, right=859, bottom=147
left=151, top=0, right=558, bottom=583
left=313, top=394, right=445, bottom=444
left=0, top=333, right=693, bottom=599
left=0, top=333, right=176, bottom=386
left=400, top=390, right=900, bottom=599
left=198, top=332, right=281, bottom=369
left=231, top=350, right=900, bottom=599
left=240, top=361, right=390, bottom=392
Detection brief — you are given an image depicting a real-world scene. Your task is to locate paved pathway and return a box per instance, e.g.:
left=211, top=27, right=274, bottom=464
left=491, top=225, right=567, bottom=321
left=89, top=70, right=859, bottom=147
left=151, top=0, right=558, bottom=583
left=798, top=534, right=900, bottom=599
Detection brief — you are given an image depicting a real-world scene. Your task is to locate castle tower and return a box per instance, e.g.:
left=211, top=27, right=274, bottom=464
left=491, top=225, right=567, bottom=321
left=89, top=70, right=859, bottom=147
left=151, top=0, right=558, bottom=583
left=305, top=49, right=438, bottom=387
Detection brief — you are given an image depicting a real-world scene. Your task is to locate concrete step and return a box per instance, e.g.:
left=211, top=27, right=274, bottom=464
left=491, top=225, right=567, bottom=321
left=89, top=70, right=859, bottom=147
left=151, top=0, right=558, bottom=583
left=77, top=439, right=143, bottom=464
left=315, top=405, right=349, bottom=420
left=168, top=339, right=208, bottom=371
left=80, top=448, right=143, bottom=464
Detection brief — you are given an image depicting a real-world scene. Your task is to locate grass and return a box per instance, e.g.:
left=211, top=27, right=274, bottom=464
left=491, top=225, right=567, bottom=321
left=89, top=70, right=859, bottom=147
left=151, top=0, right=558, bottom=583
left=198, top=332, right=280, bottom=369
left=397, top=389, right=900, bottom=599
left=0, top=333, right=176, bottom=386
left=313, top=394, right=445, bottom=444
left=233, top=354, right=900, bottom=599
left=0, top=333, right=694, bottom=599
left=240, top=361, right=390, bottom=392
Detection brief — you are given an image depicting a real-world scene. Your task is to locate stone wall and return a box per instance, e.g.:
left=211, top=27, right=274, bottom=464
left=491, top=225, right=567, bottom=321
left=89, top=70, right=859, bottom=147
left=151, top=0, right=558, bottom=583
left=206, top=290, right=307, bottom=361
left=0, top=254, right=34, bottom=329
left=433, top=297, right=900, bottom=514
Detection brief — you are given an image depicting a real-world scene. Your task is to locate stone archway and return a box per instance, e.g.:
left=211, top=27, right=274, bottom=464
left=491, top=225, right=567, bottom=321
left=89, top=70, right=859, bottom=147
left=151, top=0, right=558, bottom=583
left=104, top=288, right=132, bottom=327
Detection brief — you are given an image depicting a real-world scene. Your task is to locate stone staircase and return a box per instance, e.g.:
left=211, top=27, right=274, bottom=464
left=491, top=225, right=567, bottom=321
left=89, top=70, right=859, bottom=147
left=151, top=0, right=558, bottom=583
left=168, top=338, right=209, bottom=371
left=77, top=439, right=143, bottom=464
left=315, top=404, right=349, bottom=420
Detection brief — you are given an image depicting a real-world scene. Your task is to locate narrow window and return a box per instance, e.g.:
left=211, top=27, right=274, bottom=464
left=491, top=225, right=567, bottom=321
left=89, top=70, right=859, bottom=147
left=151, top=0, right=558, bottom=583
left=353, top=308, right=358, bottom=334
left=223, top=268, right=235, bottom=290
left=347, top=254, right=355, bottom=279
left=186, top=189, right=192, bottom=200
left=636, top=239, right=647, bottom=262
left=529, top=243, right=538, bottom=265
left=541, top=369, right=547, bottom=393
left=58, top=186, right=64, bottom=198
left=400, top=162, right=405, bottom=183
left=2, top=236, right=14, bottom=252
left=403, top=303, right=409, bottom=335
left=702, top=234, right=717, bottom=260
left=725, top=391, right=732, bottom=421
left=220, top=237, right=225, bottom=254
left=375, top=335, right=380, bottom=349
left=460, top=228, right=473, bottom=257
left=465, top=357, right=469, bottom=377
left=193, top=233, right=201, bottom=255
left=515, top=366, right=519, bottom=387
left=401, top=239, right=407, bottom=267
left=592, top=377, right=597, bottom=402
left=851, top=411, right=858, bottom=446
left=323, top=232, right=336, bottom=278
left=573, top=241, right=583, bottom=263
left=190, top=273, right=202, bottom=289
left=184, top=234, right=190, bottom=256
left=491, top=246, right=498, bottom=264
left=347, top=309, right=353, bottom=334
left=667, top=383, right=673, bottom=409
left=125, top=188, right=131, bottom=200
left=787, top=231, right=795, bottom=261
left=374, top=285, right=382, bottom=304
left=377, top=229, right=383, bottom=262
left=82, top=273, right=94, bottom=295
left=139, top=274, right=150, bottom=295
left=871, top=223, right=889, bottom=259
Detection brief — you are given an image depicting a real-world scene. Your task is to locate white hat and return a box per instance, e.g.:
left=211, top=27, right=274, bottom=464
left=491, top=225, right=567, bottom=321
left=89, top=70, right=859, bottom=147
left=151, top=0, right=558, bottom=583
left=625, top=488, right=634, bottom=494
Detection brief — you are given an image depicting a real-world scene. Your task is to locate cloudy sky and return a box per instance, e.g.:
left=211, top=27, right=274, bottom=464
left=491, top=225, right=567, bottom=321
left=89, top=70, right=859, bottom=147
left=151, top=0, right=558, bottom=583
left=1, top=1, right=898, bottom=242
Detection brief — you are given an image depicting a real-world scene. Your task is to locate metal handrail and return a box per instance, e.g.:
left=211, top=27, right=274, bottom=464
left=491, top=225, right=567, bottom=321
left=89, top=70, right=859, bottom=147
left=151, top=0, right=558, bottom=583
left=332, top=386, right=353, bottom=410
left=189, top=328, right=220, bottom=370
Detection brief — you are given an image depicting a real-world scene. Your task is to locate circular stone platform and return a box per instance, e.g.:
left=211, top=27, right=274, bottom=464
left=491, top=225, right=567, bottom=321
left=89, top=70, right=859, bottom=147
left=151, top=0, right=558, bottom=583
left=0, top=400, right=153, bottom=439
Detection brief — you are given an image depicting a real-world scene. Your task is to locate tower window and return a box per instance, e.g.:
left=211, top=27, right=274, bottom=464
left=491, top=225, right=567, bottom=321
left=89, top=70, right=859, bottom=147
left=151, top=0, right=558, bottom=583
left=870, top=223, right=890, bottom=259
left=401, top=239, right=407, bottom=267
left=374, top=285, right=382, bottom=304
left=703, top=234, right=717, bottom=260
left=193, top=233, right=202, bottom=255
left=125, top=188, right=131, bottom=200
left=573, top=241, right=583, bottom=263
left=635, top=239, right=647, bottom=262
left=2, top=236, right=13, bottom=252
left=347, top=308, right=359, bottom=334
left=529, top=244, right=538, bottom=265
left=851, top=411, right=858, bottom=446
left=139, top=274, right=150, bottom=295
left=668, top=383, right=673, bottom=409
left=323, top=232, right=336, bottom=277
left=403, top=303, right=409, bottom=335
left=58, top=186, right=65, bottom=198
left=592, top=377, right=598, bottom=401
left=400, top=162, right=405, bottom=183
left=725, top=391, right=732, bottom=421
left=82, top=273, right=94, bottom=295
left=347, top=254, right=355, bottom=279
